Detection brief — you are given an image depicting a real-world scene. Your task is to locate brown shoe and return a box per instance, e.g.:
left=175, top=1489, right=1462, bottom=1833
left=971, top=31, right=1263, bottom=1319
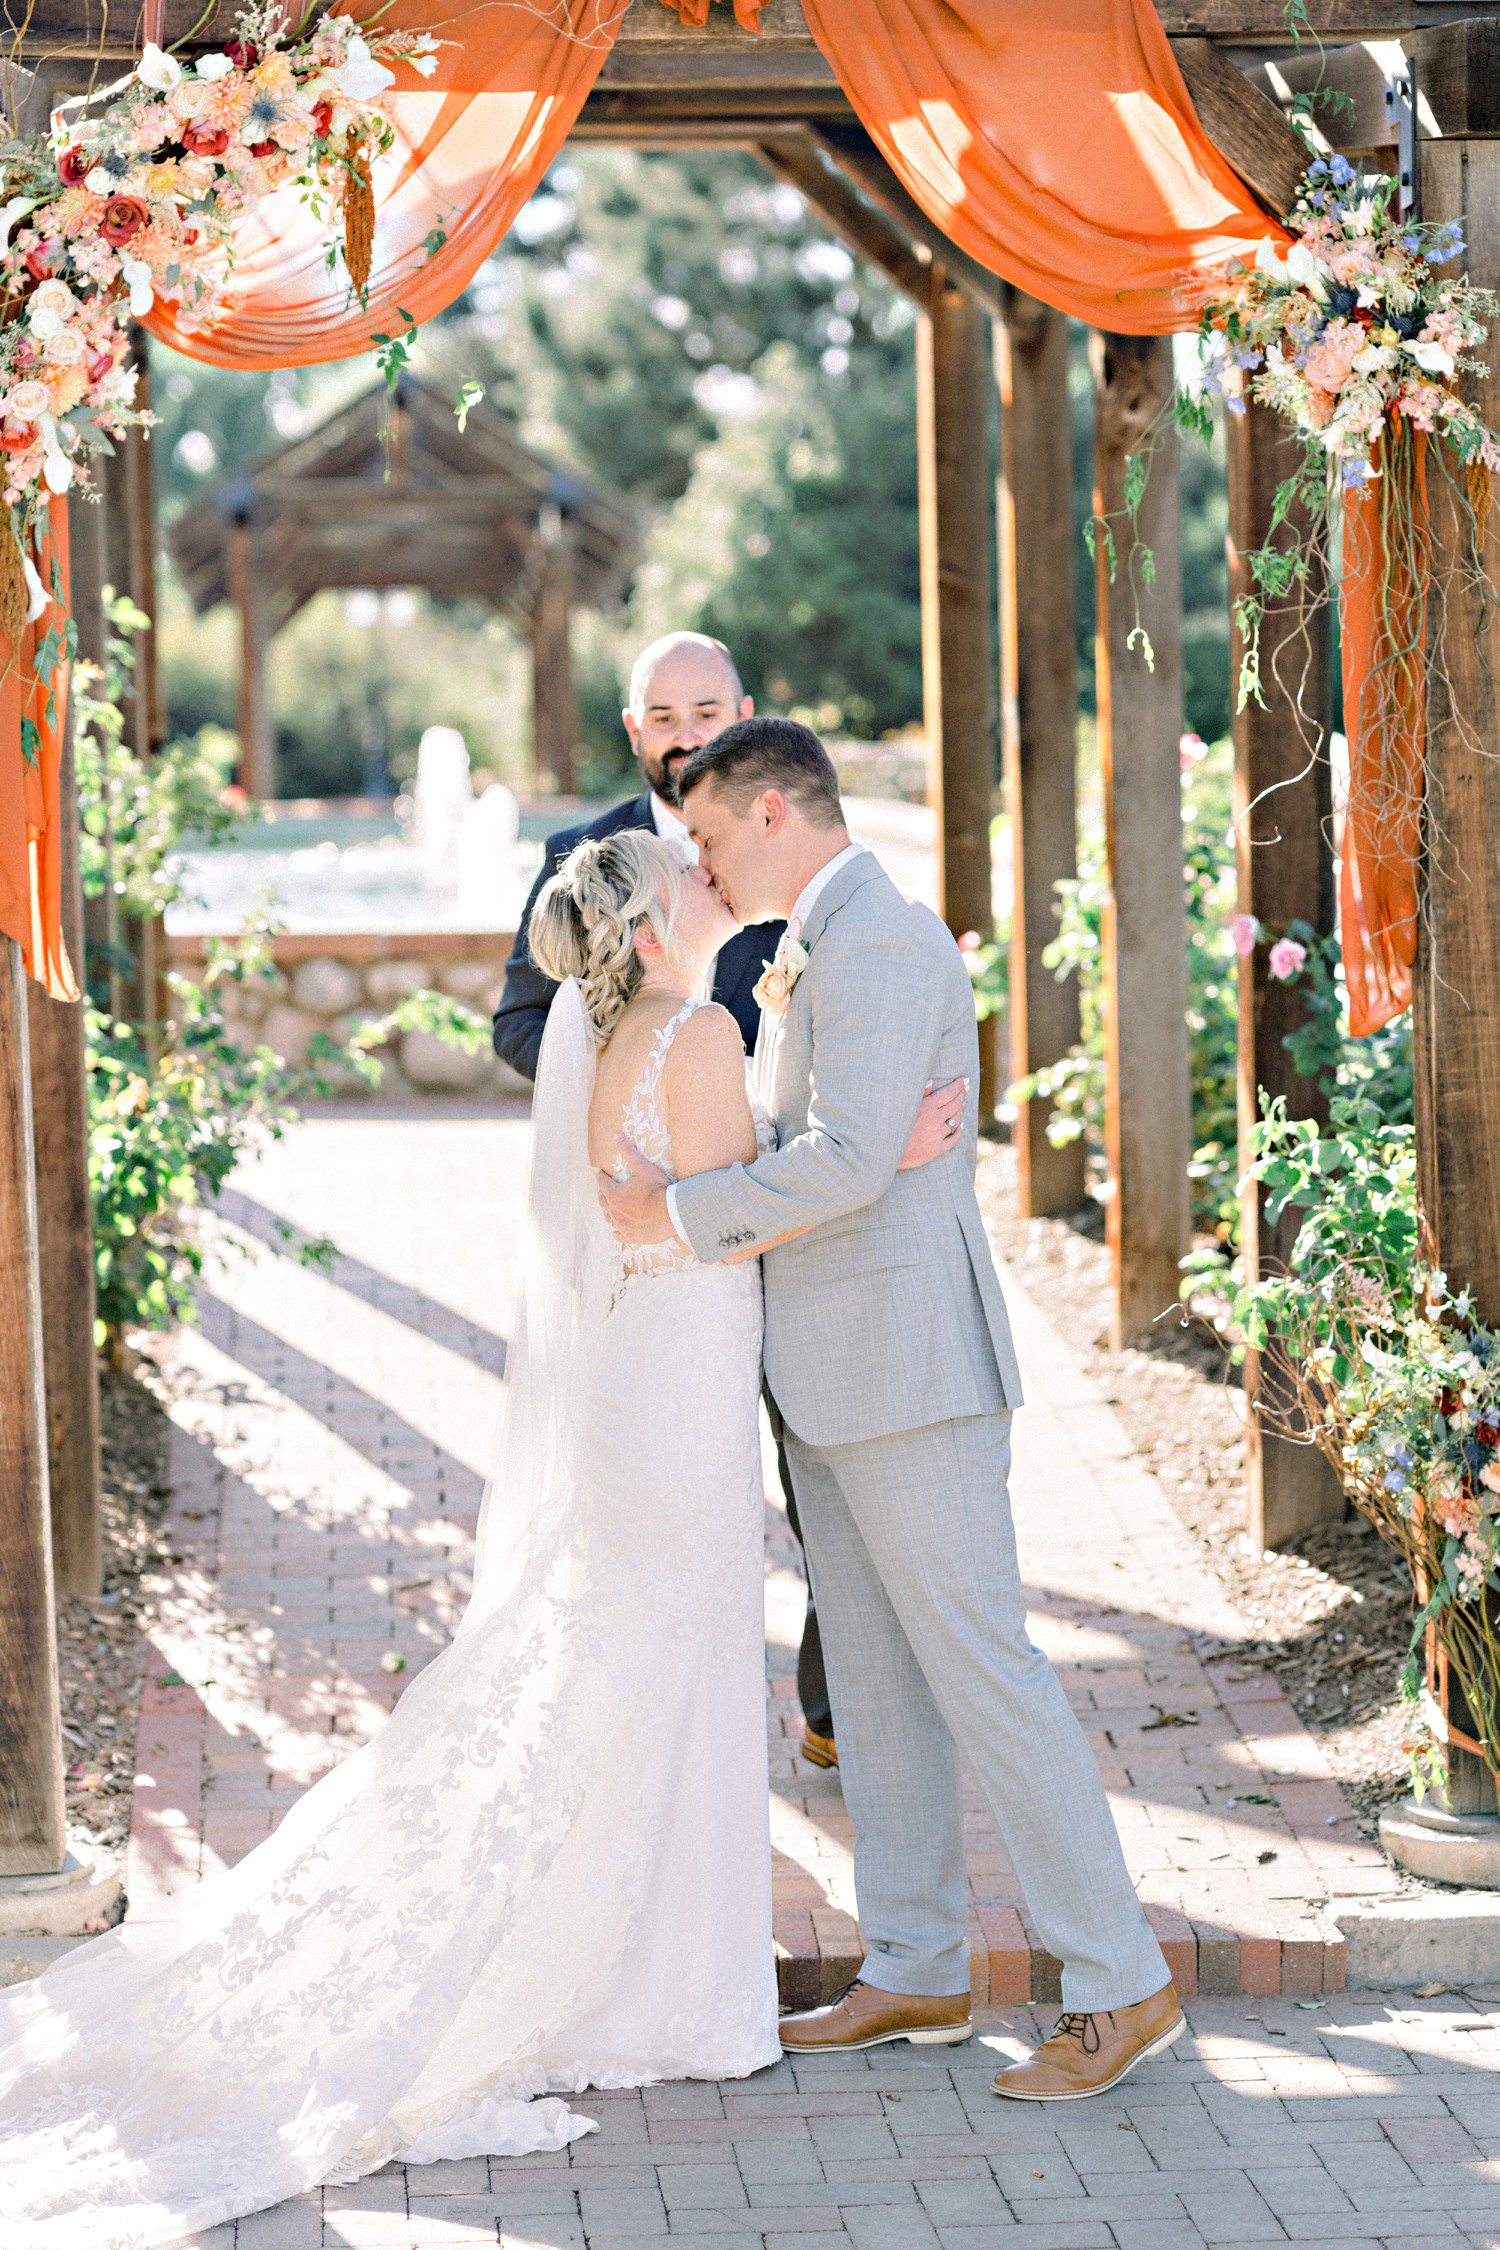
left=991, top=1982, right=1184, bottom=2100
left=801, top=1725, right=838, bottom=1769
left=780, top=1980, right=972, bottom=2052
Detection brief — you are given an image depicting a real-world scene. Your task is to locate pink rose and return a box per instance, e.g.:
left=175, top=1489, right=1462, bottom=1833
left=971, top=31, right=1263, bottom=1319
left=957, top=931, right=981, bottom=954
left=1229, top=914, right=1260, bottom=959
left=1267, top=937, right=1308, bottom=982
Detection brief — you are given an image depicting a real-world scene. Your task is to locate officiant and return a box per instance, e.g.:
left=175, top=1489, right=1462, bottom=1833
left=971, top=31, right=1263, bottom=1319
left=494, top=629, right=836, bottom=1769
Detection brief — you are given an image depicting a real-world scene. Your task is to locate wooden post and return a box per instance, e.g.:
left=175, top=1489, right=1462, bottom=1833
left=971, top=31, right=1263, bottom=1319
left=72, top=477, right=117, bottom=1012
left=1092, top=332, right=1192, bottom=1347
left=1227, top=400, right=1344, bottom=1551
left=0, top=941, right=66, bottom=1876
left=917, top=270, right=1000, bottom=1114
left=26, top=505, right=103, bottom=1600
left=102, top=345, right=165, bottom=1026
left=1409, top=101, right=1500, bottom=1826
left=227, top=514, right=275, bottom=801
left=997, top=295, right=1085, bottom=1211
left=530, top=507, right=579, bottom=796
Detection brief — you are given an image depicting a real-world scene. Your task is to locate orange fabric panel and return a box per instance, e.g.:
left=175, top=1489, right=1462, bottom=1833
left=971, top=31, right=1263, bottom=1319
left=0, top=497, right=78, bottom=1001
left=1338, top=426, right=1427, bottom=1039
left=800, top=0, right=1288, bottom=333
left=144, top=0, right=618, bottom=371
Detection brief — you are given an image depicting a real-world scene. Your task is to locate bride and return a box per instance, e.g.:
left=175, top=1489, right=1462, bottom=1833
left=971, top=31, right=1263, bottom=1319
left=0, top=829, right=949, bottom=2249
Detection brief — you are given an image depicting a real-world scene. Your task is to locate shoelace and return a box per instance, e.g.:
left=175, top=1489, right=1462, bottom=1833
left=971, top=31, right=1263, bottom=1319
left=1053, top=2010, right=1115, bottom=2055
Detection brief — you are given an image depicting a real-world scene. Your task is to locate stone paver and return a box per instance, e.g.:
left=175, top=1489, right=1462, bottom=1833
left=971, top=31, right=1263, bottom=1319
left=110, top=1100, right=1500, bottom=2247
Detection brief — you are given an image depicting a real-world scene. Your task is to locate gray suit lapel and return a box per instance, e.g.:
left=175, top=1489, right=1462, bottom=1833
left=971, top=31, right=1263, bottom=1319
left=797, top=851, right=886, bottom=953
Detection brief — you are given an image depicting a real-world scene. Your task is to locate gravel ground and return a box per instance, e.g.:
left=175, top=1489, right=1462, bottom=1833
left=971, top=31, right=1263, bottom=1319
left=54, top=1350, right=176, bottom=1872
left=977, top=1141, right=1417, bottom=1847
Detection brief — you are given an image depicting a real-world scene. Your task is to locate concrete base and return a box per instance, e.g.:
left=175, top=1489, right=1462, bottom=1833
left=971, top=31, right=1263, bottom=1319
left=0, top=1849, right=122, bottom=1937
left=1337, top=1891, right=1500, bottom=1988
left=1380, top=1795, right=1500, bottom=1890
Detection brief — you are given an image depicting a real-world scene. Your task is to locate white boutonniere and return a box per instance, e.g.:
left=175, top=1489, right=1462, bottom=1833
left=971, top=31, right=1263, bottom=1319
left=753, top=931, right=810, bottom=1018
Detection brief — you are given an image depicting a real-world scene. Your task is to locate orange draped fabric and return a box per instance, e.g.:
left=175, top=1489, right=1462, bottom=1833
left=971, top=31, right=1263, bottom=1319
left=1338, top=426, right=1428, bottom=1038
left=0, top=497, right=77, bottom=1001
left=146, top=0, right=617, bottom=369
left=800, top=0, right=1289, bottom=333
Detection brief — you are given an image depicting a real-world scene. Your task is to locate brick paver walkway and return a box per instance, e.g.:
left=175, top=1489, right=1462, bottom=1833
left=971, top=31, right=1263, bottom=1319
left=117, top=1102, right=1500, bottom=2247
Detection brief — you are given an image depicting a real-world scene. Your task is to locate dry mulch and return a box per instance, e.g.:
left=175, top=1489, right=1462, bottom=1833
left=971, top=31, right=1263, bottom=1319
left=977, top=1141, right=1417, bottom=1848
left=53, top=1352, right=177, bottom=1869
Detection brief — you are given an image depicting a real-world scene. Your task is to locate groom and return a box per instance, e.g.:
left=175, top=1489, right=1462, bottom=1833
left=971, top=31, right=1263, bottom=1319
left=600, top=717, right=1181, bottom=2100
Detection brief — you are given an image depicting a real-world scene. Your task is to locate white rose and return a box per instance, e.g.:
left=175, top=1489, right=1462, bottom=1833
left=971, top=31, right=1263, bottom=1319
left=43, top=326, right=86, bottom=367
left=27, top=305, right=62, bottom=343
left=1352, top=342, right=1397, bottom=375
left=85, top=167, right=115, bottom=195
left=6, top=381, right=50, bottom=419
left=136, top=41, right=182, bottom=91
left=195, top=50, right=233, bottom=80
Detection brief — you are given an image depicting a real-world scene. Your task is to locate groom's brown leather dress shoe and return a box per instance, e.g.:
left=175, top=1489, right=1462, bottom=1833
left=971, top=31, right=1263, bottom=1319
left=780, top=1981, right=972, bottom=2052
left=801, top=1725, right=838, bottom=1769
left=991, top=1981, right=1184, bottom=2100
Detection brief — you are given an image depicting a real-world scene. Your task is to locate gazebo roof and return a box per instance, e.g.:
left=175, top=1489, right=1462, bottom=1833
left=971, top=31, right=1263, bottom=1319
left=168, top=376, right=638, bottom=637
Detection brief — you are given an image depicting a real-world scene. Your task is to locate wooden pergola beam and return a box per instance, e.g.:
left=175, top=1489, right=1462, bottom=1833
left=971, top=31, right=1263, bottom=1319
left=1172, top=38, right=1311, bottom=217
left=806, top=126, right=1012, bottom=322
left=755, top=132, right=931, bottom=305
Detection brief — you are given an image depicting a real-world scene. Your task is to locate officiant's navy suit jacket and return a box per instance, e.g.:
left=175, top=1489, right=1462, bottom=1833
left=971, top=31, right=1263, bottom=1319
left=492, top=792, right=785, bottom=1081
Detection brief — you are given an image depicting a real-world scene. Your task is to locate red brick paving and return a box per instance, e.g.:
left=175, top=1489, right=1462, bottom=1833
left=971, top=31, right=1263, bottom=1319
left=126, top=1105, right=1394, bottom=1995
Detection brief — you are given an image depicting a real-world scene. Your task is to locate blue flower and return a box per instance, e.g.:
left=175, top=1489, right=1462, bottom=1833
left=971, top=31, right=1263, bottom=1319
left=1385, top=1468, right=1407, bottom=1491
left=1225, top=394, right=1247, bottom=417
left=1329, top=154, right=1357, bottom=188
left=1327, top=285, right=1357, bottom=317
left=1343, top=460, right=1372, bottom=491
left=1393, top=1442, right=1413, bottom=1468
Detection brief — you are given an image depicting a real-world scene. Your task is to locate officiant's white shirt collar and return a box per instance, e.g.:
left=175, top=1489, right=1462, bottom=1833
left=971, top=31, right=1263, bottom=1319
left=651, top=792, right=696, bottom=860
left=787, top=841, right=867, bottom=941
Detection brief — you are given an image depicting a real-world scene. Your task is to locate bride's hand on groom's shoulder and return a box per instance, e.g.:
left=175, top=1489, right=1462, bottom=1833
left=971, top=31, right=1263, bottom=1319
left=597, top=1136, right=675, bottom=1244
left=899, top=1077, right=970, bottom=1170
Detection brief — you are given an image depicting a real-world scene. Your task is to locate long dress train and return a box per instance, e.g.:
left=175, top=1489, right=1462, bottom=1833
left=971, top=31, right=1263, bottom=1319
left=0, top=981, right=779, bottom=2248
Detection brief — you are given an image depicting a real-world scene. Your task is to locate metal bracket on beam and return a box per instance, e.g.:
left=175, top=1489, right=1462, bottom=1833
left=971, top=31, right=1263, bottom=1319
left=1385, top=61, right=1419, bottom=214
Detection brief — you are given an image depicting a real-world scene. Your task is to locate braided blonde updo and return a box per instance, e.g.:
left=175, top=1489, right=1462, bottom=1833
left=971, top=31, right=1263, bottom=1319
left=528, top=830, right=698, bottom=1045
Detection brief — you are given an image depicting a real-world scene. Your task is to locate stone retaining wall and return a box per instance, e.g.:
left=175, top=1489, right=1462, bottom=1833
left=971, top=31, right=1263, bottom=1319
left=164, top=931, right=530, bottom=1100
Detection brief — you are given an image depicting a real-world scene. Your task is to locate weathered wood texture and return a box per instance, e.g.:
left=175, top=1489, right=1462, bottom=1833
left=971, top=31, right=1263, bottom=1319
left=11, top=0, right=1493, bottom=59
left=1172, top=38, right=1310, bottom=218
left=1411, top=131, right=1500, bottom=1813
left=996, top=298, right=1085, bottom=1215
left=1092, top=332, right=1192, bottom=1348
left=1227, top=401, right=1343, bottom=1551
left=917, top=275, right=1000, bottom=1113
left=0, top=941, right=66, bottom=1877
left=26, top=511, right=102, bottom=1600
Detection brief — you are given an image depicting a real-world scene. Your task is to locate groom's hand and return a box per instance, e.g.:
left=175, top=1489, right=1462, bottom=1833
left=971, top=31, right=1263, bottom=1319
left=597, top=1137, right=676, bottom=1245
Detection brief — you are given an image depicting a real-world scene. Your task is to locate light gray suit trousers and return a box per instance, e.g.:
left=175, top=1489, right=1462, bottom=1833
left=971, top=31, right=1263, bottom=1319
left=674, top=854, right=1167, bottom=2011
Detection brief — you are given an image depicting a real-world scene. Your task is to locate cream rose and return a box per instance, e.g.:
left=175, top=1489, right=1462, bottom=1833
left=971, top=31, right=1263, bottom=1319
left=6, top=380, right=50, bottom=419
left=43, top=325, right=86, bottom=368
left=29, top=279, right=77, bottom=321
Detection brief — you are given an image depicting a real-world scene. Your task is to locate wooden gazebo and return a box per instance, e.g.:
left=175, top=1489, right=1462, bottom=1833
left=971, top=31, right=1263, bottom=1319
left=168, top=378, right=637, bottom=798
left=4, top=0, right=1500, bottom=1901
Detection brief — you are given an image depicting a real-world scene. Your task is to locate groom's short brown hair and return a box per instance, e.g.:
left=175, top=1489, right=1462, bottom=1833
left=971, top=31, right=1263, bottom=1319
left=674, top=717, right=843, bottom=828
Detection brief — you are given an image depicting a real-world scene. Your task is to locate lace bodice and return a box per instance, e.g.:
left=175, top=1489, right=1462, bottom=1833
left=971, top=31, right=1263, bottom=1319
left=612, top=998, right=773, bottom=1285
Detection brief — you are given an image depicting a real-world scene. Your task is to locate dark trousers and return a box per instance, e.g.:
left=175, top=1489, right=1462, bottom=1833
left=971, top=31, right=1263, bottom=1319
left=777, top=1435, right=833, bottom=1737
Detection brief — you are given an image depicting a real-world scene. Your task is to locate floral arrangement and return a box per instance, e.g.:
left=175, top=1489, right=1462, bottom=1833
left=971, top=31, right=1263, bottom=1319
left=1191, top=1090, right=1500, bottom=1796
left=0, top=1, right=438, bottom=635
left=1196, top=154, right=1500, bottom=495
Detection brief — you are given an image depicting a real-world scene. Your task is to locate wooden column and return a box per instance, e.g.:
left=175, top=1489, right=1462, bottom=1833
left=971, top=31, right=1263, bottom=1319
left=530, top=509, right=579, bottom=796
left=1410, top=93, right=1500, bottom=1819
left=1092, top=332, right=1192, bottom=1347
left=917, top=270, right=1000, bottom=1113
left=25, top=495, right=104, bottom=1600
left=102, top=345, right=165, bottom=1027
left=1228, top=400, right=1344, bottom=1550
left=997, top=295, right=1085, bottom=1211
left=72, top=475, right=117, bottom=1012
left=227, top=514, right=274, bottom=801
left=0, top=941, right=66, bottom=1876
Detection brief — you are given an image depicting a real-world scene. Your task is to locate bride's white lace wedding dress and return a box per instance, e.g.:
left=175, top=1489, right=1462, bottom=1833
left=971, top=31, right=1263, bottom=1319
left=0, top=980, right=780, bottom=2249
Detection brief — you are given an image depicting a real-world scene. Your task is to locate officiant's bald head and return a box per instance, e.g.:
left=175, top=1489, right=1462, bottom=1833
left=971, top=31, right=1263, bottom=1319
left=623, top=632, right=752, bottom=801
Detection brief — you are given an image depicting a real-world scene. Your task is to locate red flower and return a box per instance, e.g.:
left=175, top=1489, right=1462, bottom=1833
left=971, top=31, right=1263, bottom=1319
left=312, top=99, right=334, bottom=137
left=13, top=338, right=37, bottom=367
left=181, top=123, right=229, bottom=157
left=0, top=420, right=37, bottom=453
left=223, top=36, right=259, bottom=67
left=1439, top=1387, right=1462, bottom=1418
left=248, top=138, right=278, bottom=159
left=99, top=196, right=149, bottom=246
left=23, top=238, right=63, bottom=282
left=1478, top=1415, right=1500, bottom=1449
left=58, top=143, right=92, bottom=188
left=86, top=350, right=114, bottom=383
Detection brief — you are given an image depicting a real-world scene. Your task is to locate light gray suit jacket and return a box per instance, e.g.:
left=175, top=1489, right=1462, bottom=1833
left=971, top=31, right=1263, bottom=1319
left=671, top=853, right=1024, bottom=1447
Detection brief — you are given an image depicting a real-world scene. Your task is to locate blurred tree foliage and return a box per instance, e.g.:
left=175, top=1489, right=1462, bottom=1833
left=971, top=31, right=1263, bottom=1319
left=155, top=147, right=1231, bottom=794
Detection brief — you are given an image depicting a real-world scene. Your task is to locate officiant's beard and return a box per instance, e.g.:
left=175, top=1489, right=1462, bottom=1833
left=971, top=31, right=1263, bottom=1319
left=642, top=745, right=691, bottom=800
